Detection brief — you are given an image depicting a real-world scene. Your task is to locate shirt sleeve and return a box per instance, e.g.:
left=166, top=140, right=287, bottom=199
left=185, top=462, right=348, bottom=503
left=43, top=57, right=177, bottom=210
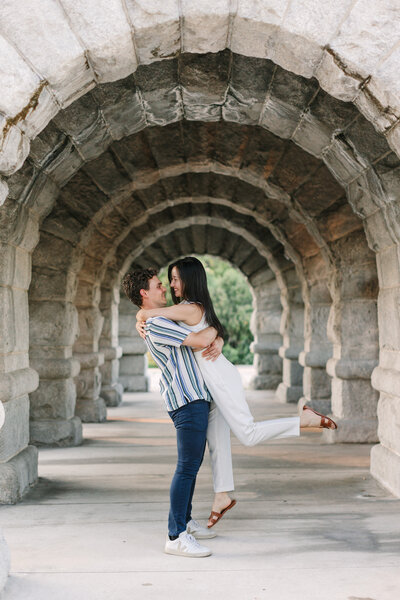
left=145, top=316, right=192, bottom=347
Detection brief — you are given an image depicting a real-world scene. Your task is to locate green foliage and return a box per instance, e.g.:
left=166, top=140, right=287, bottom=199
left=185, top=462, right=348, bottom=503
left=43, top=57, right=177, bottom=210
left=157, top=255, right=254, bottom=365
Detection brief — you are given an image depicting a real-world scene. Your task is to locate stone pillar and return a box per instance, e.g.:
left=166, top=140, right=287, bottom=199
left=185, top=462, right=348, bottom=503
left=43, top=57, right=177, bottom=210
left=0, top=404, right=10, bottom=590
left=0, top=242, right=39, bottom=502
left=74, top=280, right=107, bottom=422
left=0, top=526, right=10, bottom=593
left=119, top=295, right=149, bottom=392
left=298, top=259, right=332, bottom=414
left=99, top=285, right=123, bottom=407
left=249, top=272, right=282, bottom=389
left=29, top=300, right=82, bottom=446
left=369, top=244, right=400, bottom=495
left=325, top=234, right=379, bottom=443
left=276, top=269, right=304, bottom=403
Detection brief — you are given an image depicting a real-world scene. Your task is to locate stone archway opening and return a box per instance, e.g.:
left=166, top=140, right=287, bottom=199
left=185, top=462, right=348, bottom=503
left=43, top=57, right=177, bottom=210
left=0, top=36, right=398, bottom=505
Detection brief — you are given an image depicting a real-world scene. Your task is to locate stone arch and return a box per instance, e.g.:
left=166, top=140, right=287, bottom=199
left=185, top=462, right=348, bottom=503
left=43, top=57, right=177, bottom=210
left=0, top=15, right=398, bottom=505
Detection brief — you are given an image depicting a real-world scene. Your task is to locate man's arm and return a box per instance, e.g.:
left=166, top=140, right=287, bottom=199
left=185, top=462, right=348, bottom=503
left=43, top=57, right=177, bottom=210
left=182, top=326, right=218, bottom=349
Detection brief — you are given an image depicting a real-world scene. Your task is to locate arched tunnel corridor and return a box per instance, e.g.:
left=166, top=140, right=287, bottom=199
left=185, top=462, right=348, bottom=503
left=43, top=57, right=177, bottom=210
left=1, top=2, right=400, bottom=594
left=2, top=47, right=397, bottom=506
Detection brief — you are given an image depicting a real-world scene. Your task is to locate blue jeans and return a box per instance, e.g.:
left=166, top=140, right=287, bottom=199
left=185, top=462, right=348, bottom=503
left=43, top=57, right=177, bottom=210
left=167, top=400, right=209, bottom=537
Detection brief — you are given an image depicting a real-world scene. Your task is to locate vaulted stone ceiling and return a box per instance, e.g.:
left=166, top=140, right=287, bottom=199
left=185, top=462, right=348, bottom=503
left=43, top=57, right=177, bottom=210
left=1, top=48, right=398, bottom=506
left=6, top=50, right=397, bottom=278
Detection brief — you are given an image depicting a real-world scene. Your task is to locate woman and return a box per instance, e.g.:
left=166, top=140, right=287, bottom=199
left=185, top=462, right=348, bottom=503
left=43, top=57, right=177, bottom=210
left=136, top=257, right=337, bottom=527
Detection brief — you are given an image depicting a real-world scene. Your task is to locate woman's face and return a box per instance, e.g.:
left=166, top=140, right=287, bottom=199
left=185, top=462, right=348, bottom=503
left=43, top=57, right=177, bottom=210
left=170, top=266, right=183, bottom=298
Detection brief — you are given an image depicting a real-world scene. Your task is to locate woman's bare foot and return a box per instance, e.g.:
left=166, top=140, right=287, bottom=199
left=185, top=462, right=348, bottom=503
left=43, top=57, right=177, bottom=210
left=300, top=405, right=337, bottom=430
left=207, top=492, right=234, bottom=528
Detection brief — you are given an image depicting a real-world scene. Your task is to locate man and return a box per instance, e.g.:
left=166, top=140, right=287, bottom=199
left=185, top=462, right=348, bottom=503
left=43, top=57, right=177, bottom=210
left=122, top=268, right=222, bottom=558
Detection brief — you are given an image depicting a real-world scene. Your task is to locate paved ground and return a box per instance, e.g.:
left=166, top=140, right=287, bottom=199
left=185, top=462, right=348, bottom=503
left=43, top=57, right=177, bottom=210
left=1, top=385, right=400, bottom=600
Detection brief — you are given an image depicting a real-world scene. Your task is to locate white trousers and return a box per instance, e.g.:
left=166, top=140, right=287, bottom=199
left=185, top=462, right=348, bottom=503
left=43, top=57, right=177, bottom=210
left=197, top=351, right=300, bottom=493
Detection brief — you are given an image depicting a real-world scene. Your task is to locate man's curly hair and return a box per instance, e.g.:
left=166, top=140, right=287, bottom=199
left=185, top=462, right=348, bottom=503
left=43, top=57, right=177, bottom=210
left=122, top=268, right=158, bottom=307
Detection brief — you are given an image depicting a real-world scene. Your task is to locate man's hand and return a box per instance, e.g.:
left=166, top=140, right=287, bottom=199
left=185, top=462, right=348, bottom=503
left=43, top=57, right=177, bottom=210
left=136, top=309, right=146, bottom=321
left=136, top=320, right=146, bottom=340
left=202, top=336, right=224, bottom=361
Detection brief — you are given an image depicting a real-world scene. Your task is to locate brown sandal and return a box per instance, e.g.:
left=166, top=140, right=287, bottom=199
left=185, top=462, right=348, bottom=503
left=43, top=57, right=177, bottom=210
left=207, top=499, right=237, bottom=528
left=303, top=405, right=337, bottom=430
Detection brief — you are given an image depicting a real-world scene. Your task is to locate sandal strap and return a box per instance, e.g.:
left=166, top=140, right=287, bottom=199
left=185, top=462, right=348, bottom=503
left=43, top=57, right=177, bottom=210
left=209, top=511, right=222, bottom=519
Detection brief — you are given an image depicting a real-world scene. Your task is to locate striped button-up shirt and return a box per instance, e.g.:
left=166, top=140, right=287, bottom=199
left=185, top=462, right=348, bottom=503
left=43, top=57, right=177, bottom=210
left=145, top=316, right=211, bottom=411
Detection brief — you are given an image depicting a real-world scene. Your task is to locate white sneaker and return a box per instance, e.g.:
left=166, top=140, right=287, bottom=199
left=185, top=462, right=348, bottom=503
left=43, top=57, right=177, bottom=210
left=187, top=518, right=217, bottom=539
left=164, top=532, right=212, bottom=557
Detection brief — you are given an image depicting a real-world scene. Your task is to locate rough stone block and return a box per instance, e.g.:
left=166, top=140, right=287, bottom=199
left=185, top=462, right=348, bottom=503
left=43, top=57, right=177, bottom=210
left=331, top=377, right=379, bottom=419
left=371, top=443, right=400, bottom=498
left=29, top=378, right=75, bottom=420
left=75, top=366, right=102, bottom=400
left=276, top=382, right=303, bottom=404
left=302, top=365, right=331, bottom=399
left=231, top=2, right=286, bottom=60
left=0, top=528, right=10, bottom=594
left=0, top=395, right=29, bottom=462
left=13, top=288, right=30, bottom=352
left=0, top=444, right=38, bottom=504
left=0, top=287, right=15, bottom=354
left=323, top=416, right=379, bottom=443
left=101, top=383, right=123, bottom=407
left=331, top=0, right=400, bottom=77
left=120, top=354, right=146, bottom=376
left=0, top=0, right=93, bottom=106
left=119, top=338, right=147, bottom=355
left=0, top=244, right=15, bottom=287
left=375, top=393, right=400, bottom=453
left=283, top=357, right=303, bottom=387
left=0, top=367, right=38, bottom=404
left=0, top=120, right=30, bottom=176
left=315, top=50, right=360, bottom=102
left=60, top=0, right=137, bottom=83
left=30, top=416, right=82, bottom=447
left=125, top=0, right=180, bottom=64
left=0, top=34, right=39, bottom=116
left=30, top=301, right=78, bottom=347
left=75, top=396, right=107, bottom=423
left=181, top=0, right=230, bottom=54
left=120, top=374, right=149, bottom=393
left=250, top=374, right=282, bottom=391
left=377, top=289, right=400, bottom=351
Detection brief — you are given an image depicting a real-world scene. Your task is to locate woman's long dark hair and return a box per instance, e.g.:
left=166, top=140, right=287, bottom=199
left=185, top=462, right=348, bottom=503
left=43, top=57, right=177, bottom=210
left=168, top=257, right=225, bottom=339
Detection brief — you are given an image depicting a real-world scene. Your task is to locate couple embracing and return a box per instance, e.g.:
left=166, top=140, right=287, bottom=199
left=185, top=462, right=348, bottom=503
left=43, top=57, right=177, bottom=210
left=122, top=257, right=337, bottom=558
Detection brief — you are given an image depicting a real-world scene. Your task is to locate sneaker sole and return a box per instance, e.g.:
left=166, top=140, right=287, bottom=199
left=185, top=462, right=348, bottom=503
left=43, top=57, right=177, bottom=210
left=190, top=531, right=217, bottom=540
left=164, top=548, right=212, bottom=558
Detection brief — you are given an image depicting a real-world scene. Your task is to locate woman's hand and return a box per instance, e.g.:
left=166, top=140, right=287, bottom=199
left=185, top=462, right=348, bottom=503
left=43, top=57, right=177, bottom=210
left=136, top=309, right=146, bottom=322
left=202, top=336, right=224, bottom=361
left=136, top=320, right=146, bottom=340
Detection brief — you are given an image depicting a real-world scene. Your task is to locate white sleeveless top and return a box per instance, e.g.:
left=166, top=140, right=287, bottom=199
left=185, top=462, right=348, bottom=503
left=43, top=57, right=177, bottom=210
left=177, top=301, right=208, bottom=333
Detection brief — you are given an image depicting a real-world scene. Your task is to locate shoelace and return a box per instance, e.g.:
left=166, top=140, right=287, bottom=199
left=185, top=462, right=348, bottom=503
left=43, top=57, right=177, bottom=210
left=181, top=533, right=202, bottom=550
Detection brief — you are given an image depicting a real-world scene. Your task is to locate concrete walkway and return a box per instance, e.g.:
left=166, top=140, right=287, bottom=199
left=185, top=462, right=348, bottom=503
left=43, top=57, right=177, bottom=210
left=1, top=390, right=399, bottom=600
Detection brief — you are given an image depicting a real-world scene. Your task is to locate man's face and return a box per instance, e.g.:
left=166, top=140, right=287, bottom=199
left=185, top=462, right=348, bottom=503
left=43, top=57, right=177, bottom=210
left=141, top=276, right=167, bottom=308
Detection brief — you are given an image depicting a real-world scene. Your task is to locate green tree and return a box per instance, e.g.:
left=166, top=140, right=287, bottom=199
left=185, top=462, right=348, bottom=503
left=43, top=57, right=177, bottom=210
left=158, top=255, right=254, bottom=364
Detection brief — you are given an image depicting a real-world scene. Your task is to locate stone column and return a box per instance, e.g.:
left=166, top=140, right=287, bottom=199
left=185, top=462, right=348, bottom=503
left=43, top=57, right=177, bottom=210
left=371, top=244, right=400, bottom=496
left=99, top=285, right=123, bottom=407
left=73, top=280, right=107, bottom=422
left=276, top=269, right=304, bottom=403
left=119, top=295, right=149, bottom=392
left=325, top=234, right=379, bottom=443
left=29, top=300, right=82, bottom=446
left=0, top=242, right=39, bottom=502
left=249, top=271, right=282, bottom=390
left=298, top=259, right=332, bottom=414
left=0, top=405, right=10, bottom=590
